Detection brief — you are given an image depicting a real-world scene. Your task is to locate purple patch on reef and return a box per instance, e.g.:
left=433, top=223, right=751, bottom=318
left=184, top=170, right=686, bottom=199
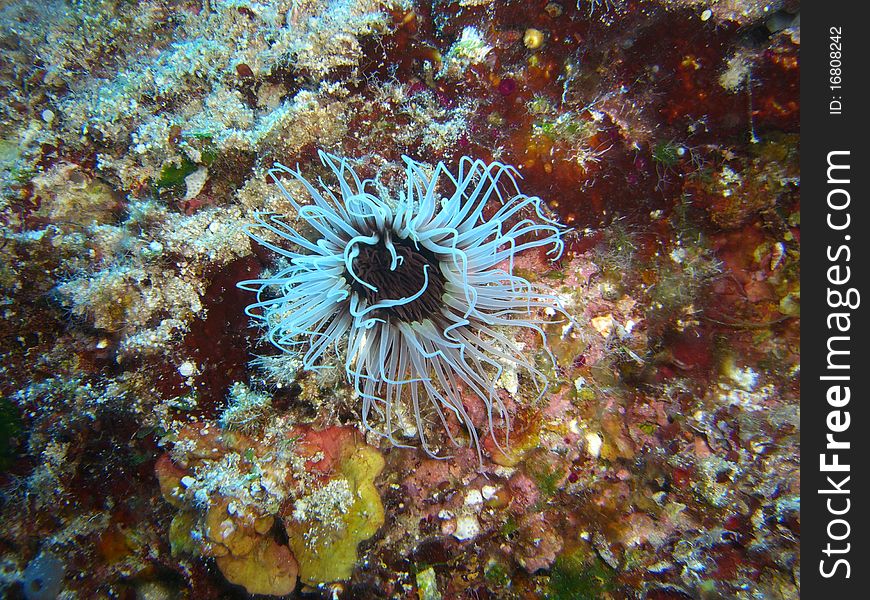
left=498, top=77, right=517, bottom=96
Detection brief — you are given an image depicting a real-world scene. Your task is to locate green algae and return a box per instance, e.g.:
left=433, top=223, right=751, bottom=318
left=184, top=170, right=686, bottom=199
left=546, top=550, right=617, bottom=600
left=0, top=397, right=22, bottom=472
left=484, top=559, right=511, bottom=587
left=527, top=458, right=566, bottom=499
left=651, top=140, right=683, bottom=168
left=156, top=159, right=198, bottom=191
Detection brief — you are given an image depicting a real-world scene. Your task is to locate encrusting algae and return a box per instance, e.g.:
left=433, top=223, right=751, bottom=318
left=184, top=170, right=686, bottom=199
left=156, top=423, right=385, bottom=593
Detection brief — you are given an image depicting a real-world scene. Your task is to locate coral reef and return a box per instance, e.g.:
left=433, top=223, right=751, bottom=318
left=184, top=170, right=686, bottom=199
left=1, top=0, right=799, bottom=598
left=155, top=421, right=385, bottom=592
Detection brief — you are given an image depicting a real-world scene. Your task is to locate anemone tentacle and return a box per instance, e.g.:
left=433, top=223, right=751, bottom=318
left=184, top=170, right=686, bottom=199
left=238, top=150, right=569, bottom=462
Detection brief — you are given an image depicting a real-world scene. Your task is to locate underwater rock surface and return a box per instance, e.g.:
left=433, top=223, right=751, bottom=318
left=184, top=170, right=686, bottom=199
left=1, top=0, right=798, bottom=598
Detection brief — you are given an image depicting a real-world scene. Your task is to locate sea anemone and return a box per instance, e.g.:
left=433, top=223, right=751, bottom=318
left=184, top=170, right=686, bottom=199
left=238, top=151, right=567, bottom=461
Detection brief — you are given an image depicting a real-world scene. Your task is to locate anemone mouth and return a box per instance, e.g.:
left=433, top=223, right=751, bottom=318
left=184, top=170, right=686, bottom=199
left=348, top=235, right=445, bottom=323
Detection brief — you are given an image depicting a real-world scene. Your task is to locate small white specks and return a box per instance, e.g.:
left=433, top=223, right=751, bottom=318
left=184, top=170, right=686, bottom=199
left=481, top=485, right=498, bottom=500
left=453, top=515, right=481, bottom=541
left=648, top=560, right=673, bottom=573
left=669, top=247, right=687, bottom=264
left=183, top=166, right=208, bottom=201
left=219, top=518, right=235, bottom=540
left=464, top=489, right=483, bottom=506
left=178, top=361, right=196, bottom=377
left=591, top=315, right=614, bottom=338
left=769, top=242, right=785, bottom=270
left=498, top=367, right=519, bottom=395
left=180, top=476, right=195, bottom=488
left=700, top=9, right=712, bottom=21
left=585, top=432, right=603, bottom=458
left=726, top=365, right=758, bottom=391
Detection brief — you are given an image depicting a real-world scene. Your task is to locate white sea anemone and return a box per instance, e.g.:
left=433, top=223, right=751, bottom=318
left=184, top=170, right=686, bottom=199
left=238, top=150, right=567, bottom=461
